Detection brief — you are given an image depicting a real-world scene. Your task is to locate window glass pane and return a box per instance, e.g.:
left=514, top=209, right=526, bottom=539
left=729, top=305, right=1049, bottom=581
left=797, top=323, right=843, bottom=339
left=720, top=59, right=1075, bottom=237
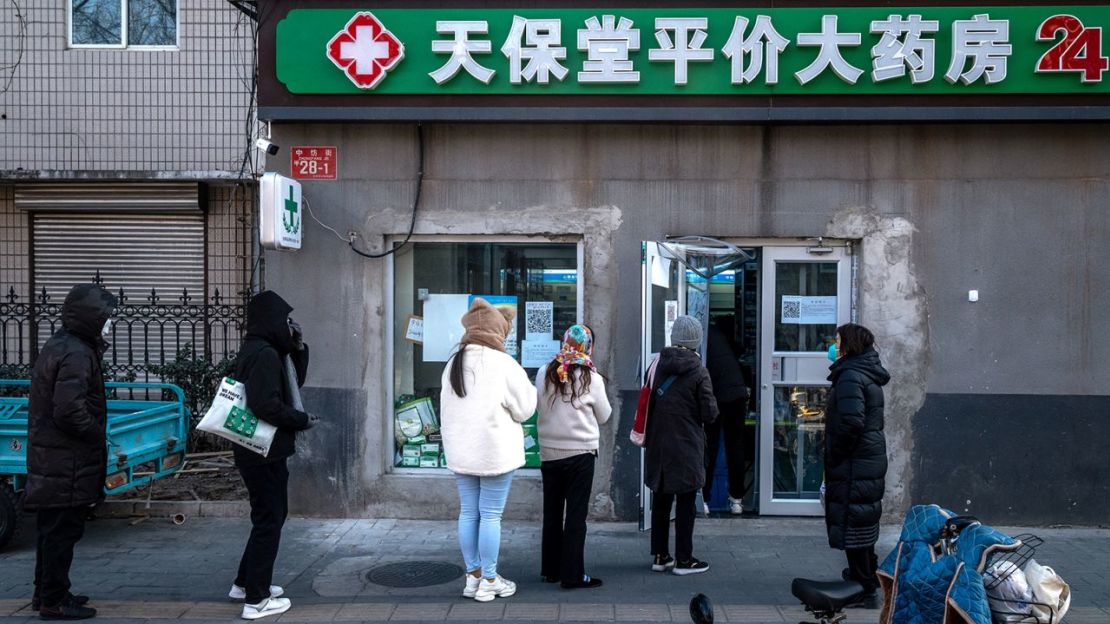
left=774, top=262, right=838, bottom=352
left=772, top=385, right=826, bottom=500
left=72, top=0, right=122, bottom=45
left=392, top=242, right=578, bottom=470
left=128, top=0, right=176, bottom=46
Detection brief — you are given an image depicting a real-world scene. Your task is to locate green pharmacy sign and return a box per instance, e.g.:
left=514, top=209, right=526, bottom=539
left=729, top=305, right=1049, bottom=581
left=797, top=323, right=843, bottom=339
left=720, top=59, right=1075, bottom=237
left=276, top=6, right=1110, bottom=96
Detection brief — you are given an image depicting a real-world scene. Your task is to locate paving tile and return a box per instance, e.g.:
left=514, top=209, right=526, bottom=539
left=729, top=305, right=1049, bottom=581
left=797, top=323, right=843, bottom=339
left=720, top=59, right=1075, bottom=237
left=720, top=605, right=784, bottom=623
left=615, top=604, right=671, bottom=621
left=448, top=602, right=505, bottom=620
left=276, top=603, right=342, bottom=622
left=180, top=601, right=244, bottom=619
left=333, top=603, right=395, bottom=621
left=0, top=600, right=30, bottom=617
left=80, top=600, right=191, bottom=619
left=389, top=603, right=451, bottom=621
left=560, top=603, right=615, bottom=621
left=503, top=602, right=560, bottom=621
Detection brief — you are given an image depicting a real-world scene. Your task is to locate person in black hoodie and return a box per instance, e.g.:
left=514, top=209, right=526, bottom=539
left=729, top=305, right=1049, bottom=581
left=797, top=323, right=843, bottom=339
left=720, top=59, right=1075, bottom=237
left=25, top=284, right=117, bottom=621
left=701, top=318, right=750, bottom=516
left=824, top=323, right=890, bottom=608
left=644, top=315, right=718, bottom=576
left=231, top=291, right=316, bottom=620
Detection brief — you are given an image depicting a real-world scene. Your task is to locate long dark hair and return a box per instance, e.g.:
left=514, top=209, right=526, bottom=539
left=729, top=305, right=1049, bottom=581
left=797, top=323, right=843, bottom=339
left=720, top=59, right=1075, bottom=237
left=449, top=348, right=468, bottom=398
left=836, top=323, right=875, bottom=358
left=543, top=361, right=595, bottom=407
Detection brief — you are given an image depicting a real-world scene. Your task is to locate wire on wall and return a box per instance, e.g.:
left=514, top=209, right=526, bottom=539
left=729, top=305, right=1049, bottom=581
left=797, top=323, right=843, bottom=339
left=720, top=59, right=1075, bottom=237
left=348, top=123, right=425, bottom=259
left=0, top=0, right=27, bottom=95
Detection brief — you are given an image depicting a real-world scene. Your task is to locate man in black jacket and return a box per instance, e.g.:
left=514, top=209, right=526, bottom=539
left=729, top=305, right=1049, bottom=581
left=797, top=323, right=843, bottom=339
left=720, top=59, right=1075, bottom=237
left=26, top=284, right=117, bottom=620
left=701, top=319, right=750, bottom=516
left=230, top=291, right=316, bottom=620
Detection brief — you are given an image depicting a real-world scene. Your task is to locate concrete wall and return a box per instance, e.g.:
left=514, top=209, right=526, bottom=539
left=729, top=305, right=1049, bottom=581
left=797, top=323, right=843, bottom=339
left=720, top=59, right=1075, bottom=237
left=0, top=1, right=254, bottom=177
left=266, top=122, right=1110, bottom=524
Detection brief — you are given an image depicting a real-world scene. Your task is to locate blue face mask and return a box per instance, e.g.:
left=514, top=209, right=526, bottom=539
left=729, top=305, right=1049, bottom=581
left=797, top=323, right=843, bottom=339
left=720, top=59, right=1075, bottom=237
left=828, top=344, right=838, bottom=362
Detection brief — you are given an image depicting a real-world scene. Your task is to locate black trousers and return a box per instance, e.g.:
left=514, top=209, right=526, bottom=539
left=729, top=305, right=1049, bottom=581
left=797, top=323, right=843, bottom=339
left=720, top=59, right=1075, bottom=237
left=235, top=459, right=290, bottom=604
left=846, top=546, right=879, bottom=592
left=650, top=490, right=697, bottom=562
left=540, top=453, right=596, bottom=584
left=703, top=399, right=748, bottom=501
left=34, top=507, right=88, bottom=607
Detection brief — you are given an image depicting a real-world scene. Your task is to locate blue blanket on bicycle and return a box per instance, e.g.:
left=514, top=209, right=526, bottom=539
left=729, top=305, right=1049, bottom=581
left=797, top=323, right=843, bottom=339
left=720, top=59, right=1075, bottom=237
left=877, top=505, right=1022, bottom=624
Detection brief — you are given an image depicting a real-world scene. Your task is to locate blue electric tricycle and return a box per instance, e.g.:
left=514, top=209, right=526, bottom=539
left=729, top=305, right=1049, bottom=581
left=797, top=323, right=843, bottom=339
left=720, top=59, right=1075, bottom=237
left=0, top=380, right=189, bottom=550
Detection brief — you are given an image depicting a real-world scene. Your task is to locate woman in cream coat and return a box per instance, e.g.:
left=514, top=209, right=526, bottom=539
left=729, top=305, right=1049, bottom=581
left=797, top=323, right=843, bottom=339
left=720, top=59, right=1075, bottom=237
left=440, top=298, right=537, bottom=603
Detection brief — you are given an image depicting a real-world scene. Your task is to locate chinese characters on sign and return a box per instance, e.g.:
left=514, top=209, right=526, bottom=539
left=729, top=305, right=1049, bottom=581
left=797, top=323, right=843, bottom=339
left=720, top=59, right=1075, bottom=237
left=291, top=146, right=338, bottom=180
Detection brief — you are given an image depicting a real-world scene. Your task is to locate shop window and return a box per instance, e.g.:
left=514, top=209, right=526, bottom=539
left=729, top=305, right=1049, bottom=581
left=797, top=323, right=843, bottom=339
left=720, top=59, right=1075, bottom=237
left=70, top=0, right=178, bottom=48
left=392, top=241, right=579, bottom=471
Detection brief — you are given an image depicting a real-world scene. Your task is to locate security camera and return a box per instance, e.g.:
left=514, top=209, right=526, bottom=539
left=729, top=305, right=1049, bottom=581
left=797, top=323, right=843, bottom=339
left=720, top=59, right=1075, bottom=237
left=255, top=138, right=279, bottom=155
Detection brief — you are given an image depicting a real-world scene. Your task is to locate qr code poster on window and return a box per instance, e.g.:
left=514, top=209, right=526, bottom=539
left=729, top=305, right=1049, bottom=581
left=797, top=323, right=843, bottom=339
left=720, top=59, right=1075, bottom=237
left=525, top=301, right=554, bottom=341
left=781, top=296, right=837, bottom=325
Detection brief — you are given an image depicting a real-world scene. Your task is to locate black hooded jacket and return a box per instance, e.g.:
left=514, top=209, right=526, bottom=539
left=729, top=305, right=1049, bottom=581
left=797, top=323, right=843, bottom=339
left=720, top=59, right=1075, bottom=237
left=233, top=291, right=310, bottom=467
left=823, top=348, right=890, bottom=550
left=24, top=284, right=118, bottom=510
left=643, top=346, right=719, bottom=494
left=705, top=325, right=748, bottom=405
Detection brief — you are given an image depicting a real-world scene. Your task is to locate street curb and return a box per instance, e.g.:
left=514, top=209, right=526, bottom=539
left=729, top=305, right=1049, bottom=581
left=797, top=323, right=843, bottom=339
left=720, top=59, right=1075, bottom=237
left=97, top=500, right=251, bottom=519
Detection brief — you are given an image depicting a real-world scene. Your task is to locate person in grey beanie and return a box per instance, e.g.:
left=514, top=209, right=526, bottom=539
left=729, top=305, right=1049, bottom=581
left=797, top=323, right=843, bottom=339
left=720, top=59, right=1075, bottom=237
left=643, top=315, right=719, bottom=575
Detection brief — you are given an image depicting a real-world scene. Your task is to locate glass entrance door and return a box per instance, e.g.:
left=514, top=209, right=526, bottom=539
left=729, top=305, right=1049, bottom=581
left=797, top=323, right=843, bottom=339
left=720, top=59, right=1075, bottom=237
left=758, top=246, right=851, bottom=516
left=639, top=241, right=685, bottom=530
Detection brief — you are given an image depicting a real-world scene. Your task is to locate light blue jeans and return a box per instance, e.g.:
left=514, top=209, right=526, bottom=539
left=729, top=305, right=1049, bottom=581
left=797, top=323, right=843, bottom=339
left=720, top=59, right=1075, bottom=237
left=455, top=471, right=514, bottom=579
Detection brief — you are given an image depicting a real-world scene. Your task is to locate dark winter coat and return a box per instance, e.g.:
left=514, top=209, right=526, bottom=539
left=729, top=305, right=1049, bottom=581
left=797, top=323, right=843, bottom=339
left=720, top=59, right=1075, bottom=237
left=824, top=348, right=890, bottom=550
left=24, top=284, right=118, bottom=510
left=705, top=325, right=748, bottom=405
left=232, top=291, right=310, bottom=468
left=643, top=346, right=719, bottom=494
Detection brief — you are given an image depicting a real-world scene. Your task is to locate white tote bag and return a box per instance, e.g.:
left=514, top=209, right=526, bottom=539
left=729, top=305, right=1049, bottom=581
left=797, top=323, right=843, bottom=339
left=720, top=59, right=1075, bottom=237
left=197, top=377, right=277, bottom=457
left=1024, top=559, right=1072, bottom=623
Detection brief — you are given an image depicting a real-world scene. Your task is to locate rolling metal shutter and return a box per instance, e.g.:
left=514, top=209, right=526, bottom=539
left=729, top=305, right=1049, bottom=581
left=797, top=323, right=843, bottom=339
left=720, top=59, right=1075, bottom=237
left=32, top=213, right=205, bottom=302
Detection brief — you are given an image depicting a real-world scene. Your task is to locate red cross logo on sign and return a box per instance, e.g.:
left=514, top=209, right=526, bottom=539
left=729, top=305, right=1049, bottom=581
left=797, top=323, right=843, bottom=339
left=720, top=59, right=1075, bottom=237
left=326, top=12, right=405, bottom=89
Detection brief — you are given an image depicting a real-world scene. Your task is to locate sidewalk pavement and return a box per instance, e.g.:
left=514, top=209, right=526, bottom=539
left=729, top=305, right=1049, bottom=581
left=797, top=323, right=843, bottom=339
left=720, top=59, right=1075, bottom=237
left=1, top=514, right=1108, bottom=624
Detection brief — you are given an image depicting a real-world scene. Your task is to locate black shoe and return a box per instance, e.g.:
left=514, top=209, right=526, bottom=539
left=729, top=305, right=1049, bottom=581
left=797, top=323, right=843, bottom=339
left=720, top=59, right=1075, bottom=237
left=841, top=568, right=853, bottom=582
left=39, top=602, right=96, bottom=621
left=651, top=554, right=675, bottom=572
left=673, top=558, right=710, bottom=576
left=561, top=575, right=603, bottom=590
left=33, top=596, right=90, bottom=612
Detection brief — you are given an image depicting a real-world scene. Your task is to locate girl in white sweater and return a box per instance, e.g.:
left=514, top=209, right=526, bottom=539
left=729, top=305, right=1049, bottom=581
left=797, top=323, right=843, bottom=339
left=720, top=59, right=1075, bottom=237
left=535, top=324, right=612, bottom=589
left=440, top=298, right=537, bottom=603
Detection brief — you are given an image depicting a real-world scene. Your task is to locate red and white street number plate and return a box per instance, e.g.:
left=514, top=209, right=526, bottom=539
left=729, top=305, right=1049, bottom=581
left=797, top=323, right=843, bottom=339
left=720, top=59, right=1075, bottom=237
left=291, top=146, right=338, bottom=180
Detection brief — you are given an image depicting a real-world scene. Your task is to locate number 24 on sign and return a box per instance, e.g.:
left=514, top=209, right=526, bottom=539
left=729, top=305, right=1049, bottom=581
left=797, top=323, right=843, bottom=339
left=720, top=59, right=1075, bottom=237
left=1037, top=14, right=1108, bottom=82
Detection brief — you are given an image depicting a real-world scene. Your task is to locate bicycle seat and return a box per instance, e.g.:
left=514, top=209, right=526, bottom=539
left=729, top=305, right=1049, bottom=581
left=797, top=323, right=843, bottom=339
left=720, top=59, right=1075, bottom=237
left=791, top=578, right=866, bottom=612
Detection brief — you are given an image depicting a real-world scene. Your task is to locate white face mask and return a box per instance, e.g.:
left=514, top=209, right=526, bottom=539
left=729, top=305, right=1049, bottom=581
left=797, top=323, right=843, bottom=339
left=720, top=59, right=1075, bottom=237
left=101, top=319, right=113, bottom=337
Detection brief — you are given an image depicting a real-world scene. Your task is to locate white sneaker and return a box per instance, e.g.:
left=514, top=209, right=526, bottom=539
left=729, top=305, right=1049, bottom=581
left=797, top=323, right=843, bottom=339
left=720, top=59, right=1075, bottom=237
left=461, top=573, right=481, bottom=598
left=702, top=502, right=711, bottom=517
left=473, top=575, right=517, bottom=602
left=729, top=498, right=744, bottom=515
left=241, top=597, right=291, bottom=620
left=229, top=584, right=285, bottom=601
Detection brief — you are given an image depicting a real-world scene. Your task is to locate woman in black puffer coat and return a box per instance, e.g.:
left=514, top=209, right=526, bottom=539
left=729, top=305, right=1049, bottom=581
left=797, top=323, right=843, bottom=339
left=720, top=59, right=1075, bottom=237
left=824, top=323, right=890, bottom=601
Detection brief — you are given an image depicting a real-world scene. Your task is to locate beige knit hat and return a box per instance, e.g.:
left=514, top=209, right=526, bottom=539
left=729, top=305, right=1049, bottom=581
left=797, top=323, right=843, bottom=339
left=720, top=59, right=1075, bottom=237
left=460, top=298, right=514, bottom=351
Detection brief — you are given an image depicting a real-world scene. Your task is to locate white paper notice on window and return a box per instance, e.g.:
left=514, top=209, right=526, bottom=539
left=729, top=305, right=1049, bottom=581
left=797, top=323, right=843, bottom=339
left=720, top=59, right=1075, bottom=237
left=781, top=295, right=837, bottom=325
left=525, top=301, right=554, bottom=340
left=664, top=300, right=679, bottom=346
left=521, top=339, right=560, bottom=369
left=422, top=294, right=471, bottom=362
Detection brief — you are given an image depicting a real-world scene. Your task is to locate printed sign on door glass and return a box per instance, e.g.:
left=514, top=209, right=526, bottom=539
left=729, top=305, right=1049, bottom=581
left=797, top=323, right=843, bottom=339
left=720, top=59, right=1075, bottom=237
left=781, top=295, right=837, bottom=325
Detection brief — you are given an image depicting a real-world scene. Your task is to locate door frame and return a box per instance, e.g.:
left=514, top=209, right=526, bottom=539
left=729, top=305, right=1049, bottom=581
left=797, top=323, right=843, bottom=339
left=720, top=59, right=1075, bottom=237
left=757, top=245, right=853, bottom=517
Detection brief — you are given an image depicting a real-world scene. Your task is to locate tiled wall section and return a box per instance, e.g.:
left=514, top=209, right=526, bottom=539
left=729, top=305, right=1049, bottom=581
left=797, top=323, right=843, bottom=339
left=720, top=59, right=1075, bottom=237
left=0, top=2, right=255, bottom=174
left=0, top=183, right=254, bottom=299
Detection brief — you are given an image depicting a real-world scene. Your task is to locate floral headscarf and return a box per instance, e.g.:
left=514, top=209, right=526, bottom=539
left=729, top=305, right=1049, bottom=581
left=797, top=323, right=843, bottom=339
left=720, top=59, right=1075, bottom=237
left=554, top=324, right=595, bottom=383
